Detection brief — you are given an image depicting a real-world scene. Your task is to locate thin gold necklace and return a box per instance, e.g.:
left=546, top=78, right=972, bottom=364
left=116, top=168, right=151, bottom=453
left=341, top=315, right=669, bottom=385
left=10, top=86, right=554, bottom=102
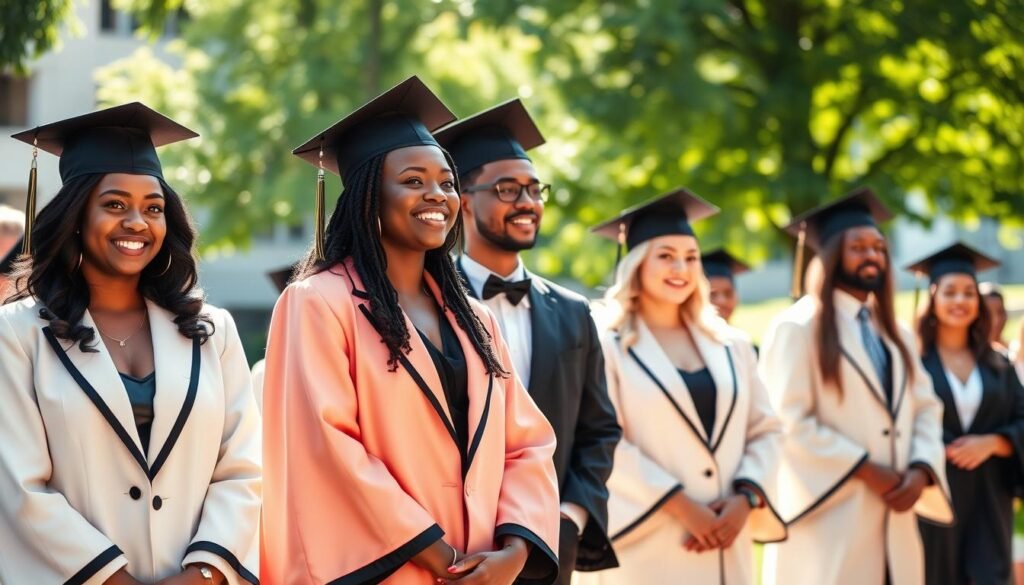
left=96, top=312, right=148, bottom=348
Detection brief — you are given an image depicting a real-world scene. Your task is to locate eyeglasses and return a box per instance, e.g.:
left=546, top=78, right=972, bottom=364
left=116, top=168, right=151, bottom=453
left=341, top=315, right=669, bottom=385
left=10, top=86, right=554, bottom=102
left=464, top=180, right=551, bottom=203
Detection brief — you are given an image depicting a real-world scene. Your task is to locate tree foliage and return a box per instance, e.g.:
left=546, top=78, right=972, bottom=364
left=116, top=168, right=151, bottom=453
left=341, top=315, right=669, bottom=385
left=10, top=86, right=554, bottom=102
left=96, top=0, right=1024, bottom=286
left=1, top=0, right=77, bottom=74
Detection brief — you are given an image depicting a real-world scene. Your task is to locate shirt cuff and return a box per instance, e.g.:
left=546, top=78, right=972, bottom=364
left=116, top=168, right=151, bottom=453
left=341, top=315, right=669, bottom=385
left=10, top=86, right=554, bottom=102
left=560, top=502, right=588, bottom=536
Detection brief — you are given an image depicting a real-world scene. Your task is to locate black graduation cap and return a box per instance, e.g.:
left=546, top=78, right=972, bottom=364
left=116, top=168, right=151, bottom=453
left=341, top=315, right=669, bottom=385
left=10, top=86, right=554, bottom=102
left=292, top=76, right=456, bottom=183
left=10, top=102, right=198, bottom=255
left=905, top=242, right=1000, bottom=284
left=702, top=248, right=751, bottom=281
left=782, top=186, right=893, bottom=251
left=591, top=188, right=719, bottom=251
left=267, top=264, right=297, bottom=293
left=433, top=98, right=545, bottom=177
left=291, top=76, right=456, bottom=262
left=11, top=102, right=198, bottom=184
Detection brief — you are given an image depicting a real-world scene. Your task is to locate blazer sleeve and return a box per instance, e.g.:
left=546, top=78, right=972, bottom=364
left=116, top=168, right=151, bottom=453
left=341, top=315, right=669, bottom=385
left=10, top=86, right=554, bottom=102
left=599, top=333, right=683, bottom=539
left=487, top=311, right=560, bottom=585
left=560, top=309, right=621, bottom=570
left=261, top=283, right=442, bottom=584
left=903, top=331, right=954, bottom=525
left=730, top=338, right=786, bottom=543
left=758, top=318, right=868, bottom=524
left=181, top=309, right=262, bottom=585
left=0, top=311, right=129, bottom=584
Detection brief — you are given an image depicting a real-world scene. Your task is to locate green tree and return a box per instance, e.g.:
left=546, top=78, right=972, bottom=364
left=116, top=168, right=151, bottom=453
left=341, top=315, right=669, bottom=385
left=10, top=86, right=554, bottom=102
left=0, top=0, right=182, bottom=73
left=97, top=0, right=1024, bottom=287
left=1, top=0, right=76, bottom=74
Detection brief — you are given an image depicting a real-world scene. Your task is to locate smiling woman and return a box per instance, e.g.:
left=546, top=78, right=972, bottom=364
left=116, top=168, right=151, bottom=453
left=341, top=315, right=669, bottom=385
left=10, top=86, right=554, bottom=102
left=0, top=103, right=262, bottom=585
left=262, top=76, right=560, bottom=585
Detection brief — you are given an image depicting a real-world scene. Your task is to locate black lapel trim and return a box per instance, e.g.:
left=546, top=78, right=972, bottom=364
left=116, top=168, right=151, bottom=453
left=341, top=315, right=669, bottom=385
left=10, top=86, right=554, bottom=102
left=185, top=541, right=259, bottom=585
left=340, top=263, right=371, bottom=300
left=968, top=363, right=1000, bottom=434
left=43, top=327, right=150, bottom=477
left=628, top=347, right=711, bottom=452
left=64, top=545, right=123, bottom=585
left=840, top=347, right=893, bottom=419
left=786, top=452, right=869, bottom=526
left=464, top=374, right=493, bottom=479
left=610, top=484, right=683, bottom=542
left=326, top=524, right=444, bottom=585
left=891, top=351, right=909, bottom=420
left=923, top=351, right=964, bottom=436
left=357, top=305, right=461, bottom=449
left=709, top=347, right=739, bottom=454
left=148, top=337, right=201, bottom=480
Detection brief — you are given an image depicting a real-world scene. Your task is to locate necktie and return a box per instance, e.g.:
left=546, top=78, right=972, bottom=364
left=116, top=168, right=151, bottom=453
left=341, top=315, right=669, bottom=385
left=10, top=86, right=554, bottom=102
left=857, top=306, right=889, bottom=387
left=482, top=274, right=531, bottom=306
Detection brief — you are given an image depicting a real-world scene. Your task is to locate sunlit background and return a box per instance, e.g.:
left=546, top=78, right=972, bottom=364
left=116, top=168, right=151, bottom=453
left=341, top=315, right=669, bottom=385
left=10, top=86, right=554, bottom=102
left=1, top=0, right=1022, bottom=361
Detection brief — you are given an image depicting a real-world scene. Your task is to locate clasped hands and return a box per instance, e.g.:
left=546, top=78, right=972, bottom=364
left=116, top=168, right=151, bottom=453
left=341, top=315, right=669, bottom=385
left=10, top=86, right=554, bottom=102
left=667, top=491, right=753, bottom=554
left=413, top=535, right=530, bottom=585
left=856, top=461, right=929, bottom=512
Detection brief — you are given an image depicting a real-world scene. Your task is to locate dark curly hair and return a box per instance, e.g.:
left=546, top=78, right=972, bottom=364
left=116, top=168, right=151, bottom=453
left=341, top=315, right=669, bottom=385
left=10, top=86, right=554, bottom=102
left=296, top=150, right=507, bottom=376
left=5, top=173, right=213, bottom=350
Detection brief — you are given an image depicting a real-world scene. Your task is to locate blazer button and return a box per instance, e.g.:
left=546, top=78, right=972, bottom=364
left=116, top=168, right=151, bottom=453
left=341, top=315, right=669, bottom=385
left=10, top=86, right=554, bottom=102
left=704, top=469, right=713, bottom=478
left=882, top=429, right=891, bottom=436
left=129, top=486, right=142, bottom=500
left=152, top=496, right=163, bottom=511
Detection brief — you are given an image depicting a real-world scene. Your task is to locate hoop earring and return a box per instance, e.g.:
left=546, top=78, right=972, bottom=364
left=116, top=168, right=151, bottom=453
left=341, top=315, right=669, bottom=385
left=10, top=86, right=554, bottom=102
left=157, top=253, right=172, bottom=276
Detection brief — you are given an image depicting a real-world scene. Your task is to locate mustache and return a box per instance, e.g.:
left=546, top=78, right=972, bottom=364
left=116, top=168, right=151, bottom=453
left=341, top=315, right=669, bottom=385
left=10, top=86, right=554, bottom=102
left=505, top=210, right=538, bottom=221
left=856, top=261, right=884, bottom=273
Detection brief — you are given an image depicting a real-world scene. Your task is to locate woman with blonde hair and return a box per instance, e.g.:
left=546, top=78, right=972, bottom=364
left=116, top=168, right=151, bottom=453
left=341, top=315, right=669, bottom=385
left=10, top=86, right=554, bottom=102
left=579, top=189, right=784, bottom=585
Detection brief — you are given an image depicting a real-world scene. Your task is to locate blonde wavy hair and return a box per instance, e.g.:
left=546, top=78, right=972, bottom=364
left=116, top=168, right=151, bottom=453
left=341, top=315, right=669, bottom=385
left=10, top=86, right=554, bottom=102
left=601, top=240, right=725, bottom=350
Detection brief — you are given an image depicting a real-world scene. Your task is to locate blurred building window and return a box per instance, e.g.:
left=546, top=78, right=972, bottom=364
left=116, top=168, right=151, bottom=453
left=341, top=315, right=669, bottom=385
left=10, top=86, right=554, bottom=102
left=100, top=0, right=117, bottom=31
left=288, top=222, right=307, bottom=241
left=0, top=75, right=30, bottom=127
left=99, top=0, right=187, bottom=38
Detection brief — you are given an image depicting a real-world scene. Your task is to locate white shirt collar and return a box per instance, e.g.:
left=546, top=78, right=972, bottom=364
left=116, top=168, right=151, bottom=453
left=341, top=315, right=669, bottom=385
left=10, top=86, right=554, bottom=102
left=833, top=288, right=870, bottom=321
left=459, top=254, right=529, bottom=300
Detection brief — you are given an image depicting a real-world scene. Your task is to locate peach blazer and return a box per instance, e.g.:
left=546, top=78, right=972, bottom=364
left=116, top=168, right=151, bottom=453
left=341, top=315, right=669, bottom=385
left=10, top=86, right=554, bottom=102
left=260, top=260, right=560, bottom=584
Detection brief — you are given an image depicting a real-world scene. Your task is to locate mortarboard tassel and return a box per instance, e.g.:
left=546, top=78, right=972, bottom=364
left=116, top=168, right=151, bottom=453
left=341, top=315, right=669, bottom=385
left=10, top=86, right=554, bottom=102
left=313, top=138, right=326, bottom=262
left=912, top=273, right=923, bottom=318
left=614, top=223, right=626, bottom=268
left=21, top=137, right=38, bottom=256
left=790, top=221, right=807, bottom=301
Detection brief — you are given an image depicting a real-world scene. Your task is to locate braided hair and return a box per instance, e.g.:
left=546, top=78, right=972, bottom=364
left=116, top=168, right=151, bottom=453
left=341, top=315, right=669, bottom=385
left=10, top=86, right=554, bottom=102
left=296, top=150, right=508, bottom=376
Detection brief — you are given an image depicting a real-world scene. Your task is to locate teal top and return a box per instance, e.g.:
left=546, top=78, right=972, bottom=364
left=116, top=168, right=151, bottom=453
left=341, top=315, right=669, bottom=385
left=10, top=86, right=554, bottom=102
left=119, top=371, right=156, bottom=454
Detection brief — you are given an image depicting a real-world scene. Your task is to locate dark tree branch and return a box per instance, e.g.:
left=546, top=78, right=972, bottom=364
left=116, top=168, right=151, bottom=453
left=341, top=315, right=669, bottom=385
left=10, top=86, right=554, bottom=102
left=823, top=81, right=870, bottom=179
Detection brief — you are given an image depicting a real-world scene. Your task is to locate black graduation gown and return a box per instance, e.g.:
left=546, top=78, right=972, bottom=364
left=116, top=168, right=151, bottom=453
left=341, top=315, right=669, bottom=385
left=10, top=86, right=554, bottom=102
left=919, top=349, right=1024, bottom=585
left=457, top=260, right=622, bottom=577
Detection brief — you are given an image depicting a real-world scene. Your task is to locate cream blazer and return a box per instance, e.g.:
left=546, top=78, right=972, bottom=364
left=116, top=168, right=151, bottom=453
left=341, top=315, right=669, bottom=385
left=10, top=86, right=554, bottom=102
left=579, top=317, right=785, bottom=585
left=760, top=293, right=953, bottom=585
left=0, top=297, right=261, bottom=584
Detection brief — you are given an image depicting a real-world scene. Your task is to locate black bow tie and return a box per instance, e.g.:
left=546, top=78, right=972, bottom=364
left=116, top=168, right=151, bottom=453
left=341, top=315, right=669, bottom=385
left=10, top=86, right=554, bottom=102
left=482, top=274, right=532, bottom=306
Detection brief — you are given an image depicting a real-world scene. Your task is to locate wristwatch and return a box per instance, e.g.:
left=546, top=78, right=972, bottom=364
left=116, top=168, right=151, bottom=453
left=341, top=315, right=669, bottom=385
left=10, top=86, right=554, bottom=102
left=198, top=566, right=214, bottom=582
left=737, top=487, right=762, bottom=509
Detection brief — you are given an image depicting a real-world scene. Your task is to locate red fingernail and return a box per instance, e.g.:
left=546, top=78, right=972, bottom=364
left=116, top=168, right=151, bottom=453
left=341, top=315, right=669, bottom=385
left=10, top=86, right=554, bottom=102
left=448, top=566, right=458, bottom=573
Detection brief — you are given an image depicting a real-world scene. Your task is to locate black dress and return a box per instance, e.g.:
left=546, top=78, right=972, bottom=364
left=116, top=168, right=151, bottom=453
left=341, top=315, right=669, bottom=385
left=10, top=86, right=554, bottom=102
left=919, top=349, right=1024, bottom=585
left=416, top=313, right=470, bottom=458
left=678, top=367, right=716, bottom=439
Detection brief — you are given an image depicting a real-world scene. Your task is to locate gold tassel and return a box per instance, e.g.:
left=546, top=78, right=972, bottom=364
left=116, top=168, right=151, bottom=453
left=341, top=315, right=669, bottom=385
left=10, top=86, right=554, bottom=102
left=614, top=223, right=626, bottom=268
left=790, top=221, right=807, bottom=301
left=912, top=273, right=922, bottom=319
left=21, top=137, right=38, bottom=255
left=313, top=139, right=326, bottom=262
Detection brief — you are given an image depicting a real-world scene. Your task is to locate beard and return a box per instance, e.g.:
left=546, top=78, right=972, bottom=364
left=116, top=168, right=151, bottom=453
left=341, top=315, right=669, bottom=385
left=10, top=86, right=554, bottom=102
left=475, top=212, right=538, bottom=252
left=837, top=262, right=886, bottom=292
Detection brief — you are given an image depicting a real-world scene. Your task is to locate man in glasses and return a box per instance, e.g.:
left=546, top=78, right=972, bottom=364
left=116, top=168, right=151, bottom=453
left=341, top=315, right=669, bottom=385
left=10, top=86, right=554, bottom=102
left=437, top=100, right=621, bottom=584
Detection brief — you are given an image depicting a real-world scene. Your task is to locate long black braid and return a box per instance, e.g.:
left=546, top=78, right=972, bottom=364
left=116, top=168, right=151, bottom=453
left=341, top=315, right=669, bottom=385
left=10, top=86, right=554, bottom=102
left=296, top=151, right=508, bottom=376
